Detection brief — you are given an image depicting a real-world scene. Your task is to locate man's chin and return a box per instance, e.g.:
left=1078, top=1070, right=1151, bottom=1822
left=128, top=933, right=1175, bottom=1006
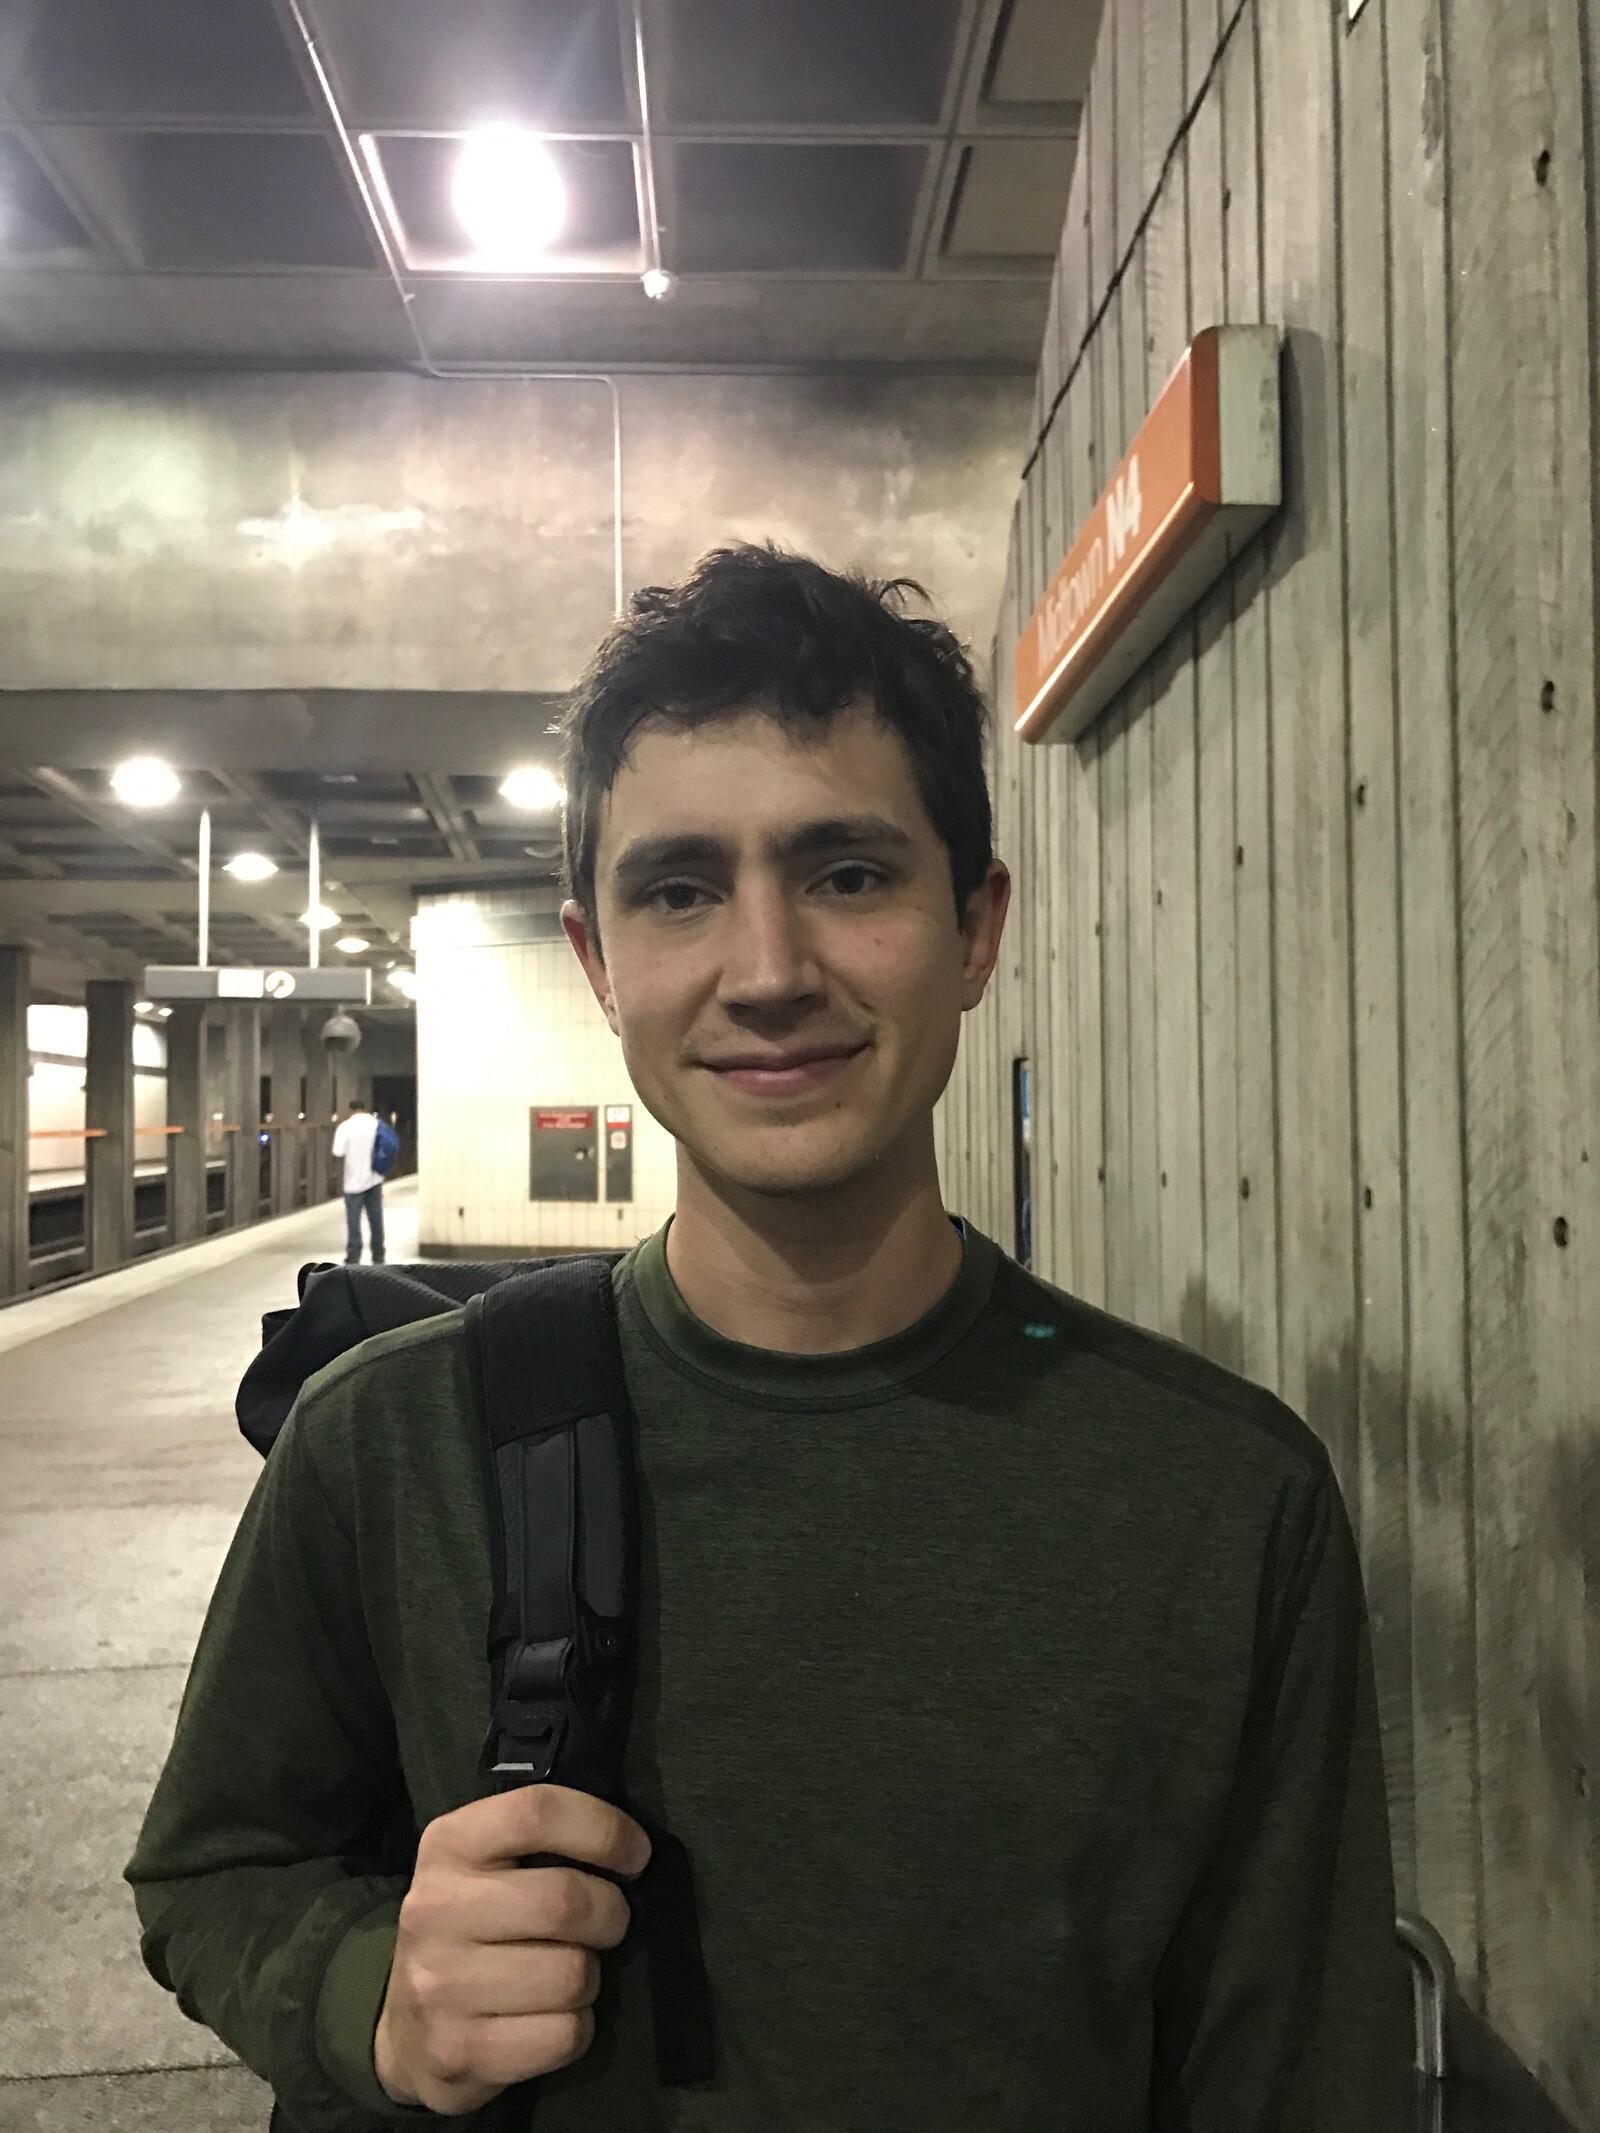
left=685, top=1126, right=878, bottom=1201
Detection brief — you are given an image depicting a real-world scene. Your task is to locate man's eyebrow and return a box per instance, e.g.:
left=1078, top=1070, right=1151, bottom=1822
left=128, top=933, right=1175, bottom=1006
left=610, top=814, right=917, bottom=885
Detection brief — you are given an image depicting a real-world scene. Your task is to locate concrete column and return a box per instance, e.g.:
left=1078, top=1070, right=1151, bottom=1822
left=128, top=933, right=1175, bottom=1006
left=0, top=947, right=28, bottom=1300
left=268, top=1009, right=304, bottom=1215
left=85, top=978, right=134, bottom=1272
left=222, top=1005, right=262, bottom=1228
left=164, top=1003, right=207, bottom=1247
left=304, top=1020, right=333, bottom=1203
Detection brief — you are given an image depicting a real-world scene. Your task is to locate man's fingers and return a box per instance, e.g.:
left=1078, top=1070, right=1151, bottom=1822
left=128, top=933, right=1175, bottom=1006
left=410, top=1942, right=601, bottom=2021
left=422, top=1784, right=653, bottom=1881
left=467, top=2009, right=597, bottom=2093
left=417, top=1863, right=633, bottom=1952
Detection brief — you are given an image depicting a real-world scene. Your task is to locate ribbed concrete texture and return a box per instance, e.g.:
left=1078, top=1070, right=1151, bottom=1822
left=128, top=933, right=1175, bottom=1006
left=0, top=1184, right=419, bottom=2126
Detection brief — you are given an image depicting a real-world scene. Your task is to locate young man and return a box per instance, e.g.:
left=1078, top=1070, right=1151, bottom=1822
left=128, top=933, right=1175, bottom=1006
left=332, top=1095, right=386, bottom=1266
left=126, top=545, right=1409, bottom=2131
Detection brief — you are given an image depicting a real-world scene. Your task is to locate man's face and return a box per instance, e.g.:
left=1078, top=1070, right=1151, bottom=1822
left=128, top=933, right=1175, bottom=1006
left=561, top=698, right=1009, bottom=1203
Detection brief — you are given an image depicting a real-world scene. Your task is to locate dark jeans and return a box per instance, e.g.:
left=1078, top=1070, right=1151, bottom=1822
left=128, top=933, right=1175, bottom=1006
left=344, top=1184, right=385, bottom=1265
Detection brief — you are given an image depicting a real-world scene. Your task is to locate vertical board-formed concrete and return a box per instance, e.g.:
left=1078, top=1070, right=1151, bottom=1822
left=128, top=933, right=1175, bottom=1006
left=1386, top=0, right=1480, bottom=2040
left=267, top=1010, right=303, bottom=1217
left=1258, top=0, right=1358, bottom=1482
left=164, top=1004, right=207, bottom=1248
left=303, top=1024, right=331, bottom=1208
left=1449, top=0, right=1600, bottom=2103
left=1222, top=3, right=1280, bottom=1402
left=936, top=0, right=1600, bottom=2115
left=0, top=946, right=27, bottom=1300
left=85, top=980, right=134, bottom=1273
left=1336, top=0, right=1419, bottom=1975
left=221, top=1008, right=261, bottom=1229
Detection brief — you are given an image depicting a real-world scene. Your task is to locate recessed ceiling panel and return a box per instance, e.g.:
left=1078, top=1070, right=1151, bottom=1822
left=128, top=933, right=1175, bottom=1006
left=0, top=135, right=96, bottom=259
left=942, top=139, right=1076, bottom=260
left=6, top=0, right=315, bottom=121
left=311, top=0, right=630, bottom=129
left=663, top=0, right=962, bottom=126
left=476, top=839, right=561, bottom=863
left=369, top=135, right=641, bottom=273
left=674, top=144, right=924, bottom=272
left=94, top=134, right=377, bottom=269
left=983, top=0, right=1095, bottom=107
left=261, top=770, right=422, bottom=808
left=323, top=833, right=447, bottom=860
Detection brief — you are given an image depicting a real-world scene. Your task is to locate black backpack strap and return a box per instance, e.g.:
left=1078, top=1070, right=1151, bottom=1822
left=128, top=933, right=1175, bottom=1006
left=465, top=1260, right=715, bottom=2089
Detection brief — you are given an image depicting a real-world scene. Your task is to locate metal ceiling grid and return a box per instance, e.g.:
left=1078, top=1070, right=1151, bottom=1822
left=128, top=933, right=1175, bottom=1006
left=0, top=0, right=1096, bottom=367
left=0, top=761, right=560, bottom=984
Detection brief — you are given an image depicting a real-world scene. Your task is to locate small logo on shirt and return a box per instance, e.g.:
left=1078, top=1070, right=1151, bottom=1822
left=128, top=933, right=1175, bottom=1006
left=1023, top=1322, right=1057, bottom=1339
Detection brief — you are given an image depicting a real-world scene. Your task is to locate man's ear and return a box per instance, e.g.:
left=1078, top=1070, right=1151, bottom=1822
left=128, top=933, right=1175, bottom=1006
left=561, top=898, right=617, bottom=1033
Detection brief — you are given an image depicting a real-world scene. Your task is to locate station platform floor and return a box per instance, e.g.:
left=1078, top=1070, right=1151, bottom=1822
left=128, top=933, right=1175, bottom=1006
left=0, top=1181, right=419, bottom=2131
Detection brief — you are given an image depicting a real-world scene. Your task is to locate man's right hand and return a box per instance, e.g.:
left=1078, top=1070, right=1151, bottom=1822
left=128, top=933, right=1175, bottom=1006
left=373, top=1784, right=654, bottom=2117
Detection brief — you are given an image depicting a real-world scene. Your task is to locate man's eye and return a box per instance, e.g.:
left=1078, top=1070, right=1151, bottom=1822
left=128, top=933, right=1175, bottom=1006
left=644, top=865, right=887, bottom=914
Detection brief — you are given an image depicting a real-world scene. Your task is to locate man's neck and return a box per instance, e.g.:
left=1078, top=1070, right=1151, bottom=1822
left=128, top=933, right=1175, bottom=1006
left=663, top=1157, right=964, bottom=1356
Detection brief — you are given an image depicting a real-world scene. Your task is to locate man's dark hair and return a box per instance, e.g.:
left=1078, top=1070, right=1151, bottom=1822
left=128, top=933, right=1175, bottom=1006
left=558, top=543, right=993, bottom=958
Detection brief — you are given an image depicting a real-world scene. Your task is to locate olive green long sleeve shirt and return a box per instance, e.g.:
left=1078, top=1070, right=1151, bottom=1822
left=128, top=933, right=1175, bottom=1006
left=126, top=1215, right=1410, bottom=2130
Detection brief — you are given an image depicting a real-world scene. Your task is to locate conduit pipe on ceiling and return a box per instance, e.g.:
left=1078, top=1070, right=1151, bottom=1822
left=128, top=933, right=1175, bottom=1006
left=281, top=0, right=632, bottom=620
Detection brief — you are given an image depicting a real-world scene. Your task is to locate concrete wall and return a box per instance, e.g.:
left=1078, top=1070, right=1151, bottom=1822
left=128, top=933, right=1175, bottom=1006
left=412, top=889, right=674, bottom=1255
left=0, top=371, right=1029, bottom=696
left=932, top=0, right=1600, bottom=2124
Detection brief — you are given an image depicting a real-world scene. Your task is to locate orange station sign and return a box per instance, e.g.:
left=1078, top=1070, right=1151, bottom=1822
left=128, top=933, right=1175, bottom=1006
left=1014, top=325, right=1282, bottom=745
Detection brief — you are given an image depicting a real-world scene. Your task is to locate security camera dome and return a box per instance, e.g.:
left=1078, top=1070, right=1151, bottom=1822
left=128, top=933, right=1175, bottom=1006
left=320, top=1010, right=362, bottom=1054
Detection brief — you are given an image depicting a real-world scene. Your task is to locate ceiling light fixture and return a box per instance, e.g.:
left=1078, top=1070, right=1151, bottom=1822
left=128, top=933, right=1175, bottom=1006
left=223, top=851, right=278, bottom=882
left=301, top=902, right=341, bottom=932
left=388, top=968, right=419, bottom=1000
left=110, top=756, right=181, bottom=808
left=335, top=935, right=370, bottom=954
left=498, top=765, right=564, bottom=812
left=134, top=1000, right=154, bottom=1014
left=641, top=267, right=675, bottom=301
left=452, top=125, right=566, bottom=265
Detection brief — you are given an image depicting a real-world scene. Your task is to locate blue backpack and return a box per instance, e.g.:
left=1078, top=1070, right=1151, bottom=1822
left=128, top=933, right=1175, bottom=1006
left=371, top=1116, right=400, bottom=1176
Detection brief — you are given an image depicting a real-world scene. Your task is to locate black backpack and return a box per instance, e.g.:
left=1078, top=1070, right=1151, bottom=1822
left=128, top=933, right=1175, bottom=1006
left=237, top=1254, right=716, bottom=2099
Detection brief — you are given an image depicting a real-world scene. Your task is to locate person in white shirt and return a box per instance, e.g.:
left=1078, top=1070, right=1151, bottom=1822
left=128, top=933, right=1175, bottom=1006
left=330, top=1098, right=385, bottom=1266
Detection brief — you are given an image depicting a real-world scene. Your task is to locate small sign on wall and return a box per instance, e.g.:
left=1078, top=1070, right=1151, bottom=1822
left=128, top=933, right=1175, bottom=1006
left=530, top=1105, right=598, bottom=1202
left=1014, top=325, right=1282, bottom=746
left=605, top=1104, right=634, bottom=1203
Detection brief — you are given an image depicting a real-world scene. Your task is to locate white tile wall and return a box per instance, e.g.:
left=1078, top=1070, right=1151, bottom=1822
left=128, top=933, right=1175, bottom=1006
left=415, top=893, right=677, bottom=1253
left=26, top=1003, right=169, bottom=1176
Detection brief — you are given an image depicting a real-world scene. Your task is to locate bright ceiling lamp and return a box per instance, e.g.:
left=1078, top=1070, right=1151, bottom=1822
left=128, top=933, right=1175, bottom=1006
left=134, top=1000, right=154, bottom=1014
left=301, top=902, right=341, bottom=932
left=223, top=851, right=278, bottom=882
left=388, top=968, right=419, bottom=999
left=110, top=756, right=180, bottom=808
left=499, top=765, right=564, bottom=811
left=452, top=126, right=566, bottom=265
left=335, top=935, right=370, bottom=955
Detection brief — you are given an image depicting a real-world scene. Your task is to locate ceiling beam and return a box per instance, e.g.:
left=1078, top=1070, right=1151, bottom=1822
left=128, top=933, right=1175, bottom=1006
left=25, top=769, right=317, bottom=960
left=208, top=768, right=408, bottom=944
left=0, top=907, right=143, bottom=981
left=0, top=692, right=567, bottom=775
left=0, top=856, right=542, bottom=920
left=26, top=768, right=195, bottom=877
left=0, top=834, right=64, bottom=880
left=411, top=771, right=480, bottom=865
